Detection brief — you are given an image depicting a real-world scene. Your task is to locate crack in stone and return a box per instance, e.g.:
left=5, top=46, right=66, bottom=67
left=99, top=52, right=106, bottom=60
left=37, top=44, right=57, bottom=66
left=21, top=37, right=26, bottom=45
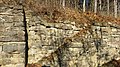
left=22, top=6, right=28, bottom=67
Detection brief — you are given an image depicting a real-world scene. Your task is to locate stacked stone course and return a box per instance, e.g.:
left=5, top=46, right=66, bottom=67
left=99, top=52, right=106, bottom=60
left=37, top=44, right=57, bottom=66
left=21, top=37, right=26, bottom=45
left=0, top=5, right=25, bottom=67
left=1, top=4, right=120, bottom=67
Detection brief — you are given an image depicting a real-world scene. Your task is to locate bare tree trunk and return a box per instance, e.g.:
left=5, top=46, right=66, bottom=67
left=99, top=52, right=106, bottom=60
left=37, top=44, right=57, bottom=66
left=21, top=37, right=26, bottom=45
left=94, top=0, right=97, bottom=13
left=99, top=0, right=102, bottom=11
left=107, top=0, right=110, bottom=16
left=75, top=0, right=77, bottom=9
left=114, top=0, right=117, bottom=18
left=83, top=0, right=86, bottom=12
left=62, top=0, right=65, bottom=8
left=60, top=0, right=62, bottom=8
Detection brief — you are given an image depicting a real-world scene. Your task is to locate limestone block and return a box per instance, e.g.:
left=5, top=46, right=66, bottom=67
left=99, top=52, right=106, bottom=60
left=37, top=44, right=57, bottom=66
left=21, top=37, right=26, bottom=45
left=10, top=58, right=25, bottom=64
left=1, top=64, right=15, bottom=67
left=54, top=23, right=63, bottom=29
left=0, top=35, right=25, bottom=42
left=3, top=44, right=18, bottom=53
left=10, top=27, right=25, bottom=31
left=12, top=16, right=23, bottom=22
left=71, top=42, right=83, bottom=48
left=61, top=24, right=73, bottom=30
left=0, top=15, right=23, bottom=23
left=0, top=31, right=17, bottom=36
left=16, top=63, right=24, bottom=67
left=2, top=42, right=25, bottom=53
left=18, top=44, right=25, bottom=53
left=2, top=58, right=11, bottom=65
left=13, top=53, right=25, bottom=58
left=4, top=22, right=13, bottom=27
left=0, top=15, right=13, bottom=22
left=13, top=22, right=24, bottom=27
left=2, top=53, right=13, bottom=58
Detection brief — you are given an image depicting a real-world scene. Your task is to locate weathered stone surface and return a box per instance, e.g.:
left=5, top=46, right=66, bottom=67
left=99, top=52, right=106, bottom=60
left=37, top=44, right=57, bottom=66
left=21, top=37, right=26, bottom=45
left=1, top=63, right=24, bottom=67
left=3, top=44, right=17, bottom=53
left=16, top=63, right=25, bottom=67
left=0, top=5, right=25, bottom=67
left=2, top=42, right=25, bottom=53
left=26, top=10, right=120, bottom=67
left=0, top=35, right=25, bottom=42
left=1, top=3, right=120, bottom=67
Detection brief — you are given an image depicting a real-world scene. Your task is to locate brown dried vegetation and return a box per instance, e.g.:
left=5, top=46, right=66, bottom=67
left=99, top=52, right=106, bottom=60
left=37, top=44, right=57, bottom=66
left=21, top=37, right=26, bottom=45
left=26, top=63, right=42, bottom=67
left=22, top=0, right=120, bottom=27
left=1, top=0, right=120, bottom=25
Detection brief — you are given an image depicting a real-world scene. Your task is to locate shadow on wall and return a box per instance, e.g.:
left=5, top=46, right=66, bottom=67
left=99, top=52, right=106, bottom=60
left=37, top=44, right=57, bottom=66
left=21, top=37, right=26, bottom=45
left=101, top=59, right=120, bottom=67
left=26, top=59, right=120, bottom=67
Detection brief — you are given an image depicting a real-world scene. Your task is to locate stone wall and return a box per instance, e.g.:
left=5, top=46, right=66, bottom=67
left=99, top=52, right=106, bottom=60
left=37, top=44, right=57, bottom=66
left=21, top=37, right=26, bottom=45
left=0, top=5, right=25, bottom=67
left=26, top=8, right=120, bottom=67
left=1, top=4, right=120, bottom=67
left=25, top=12, right=80, bottom=64
left=92, top=23, right=120, bottom=66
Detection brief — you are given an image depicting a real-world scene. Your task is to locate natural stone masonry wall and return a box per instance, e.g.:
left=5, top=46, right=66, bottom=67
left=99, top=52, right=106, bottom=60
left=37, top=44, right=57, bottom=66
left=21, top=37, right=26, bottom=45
left=92, top=23, right=120, bottom=66
left=26, top=9, right=120, bottom=67
left=1, top=4, right=120, bottom=67
left=0, top=5, right=25, bottom=67
left=25, top=12, right=80, bottom=64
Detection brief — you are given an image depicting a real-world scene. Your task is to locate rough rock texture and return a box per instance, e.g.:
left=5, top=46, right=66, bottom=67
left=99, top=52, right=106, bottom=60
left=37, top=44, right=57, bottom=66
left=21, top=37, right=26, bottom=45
left=0, top=5, right=25, bottom=67
left=101, top=59, right=120, bottom=67
left=26, top=9, right=120, bottom=67
left=1, top=4, right=120, bottom=67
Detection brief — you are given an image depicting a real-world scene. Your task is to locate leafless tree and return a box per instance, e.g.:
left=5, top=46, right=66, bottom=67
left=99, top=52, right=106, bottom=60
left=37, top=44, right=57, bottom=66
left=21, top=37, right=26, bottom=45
left=94, top=0, right=97, bottom=13
left=114, top=0, right=118, bottom=18
left=62, top=0, right=65, bottom=8
left=99, top=0, right=102, bottom=11
left=107, top=0, right=110, bottom=16
left=83, top=0, right=86, bottom=12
